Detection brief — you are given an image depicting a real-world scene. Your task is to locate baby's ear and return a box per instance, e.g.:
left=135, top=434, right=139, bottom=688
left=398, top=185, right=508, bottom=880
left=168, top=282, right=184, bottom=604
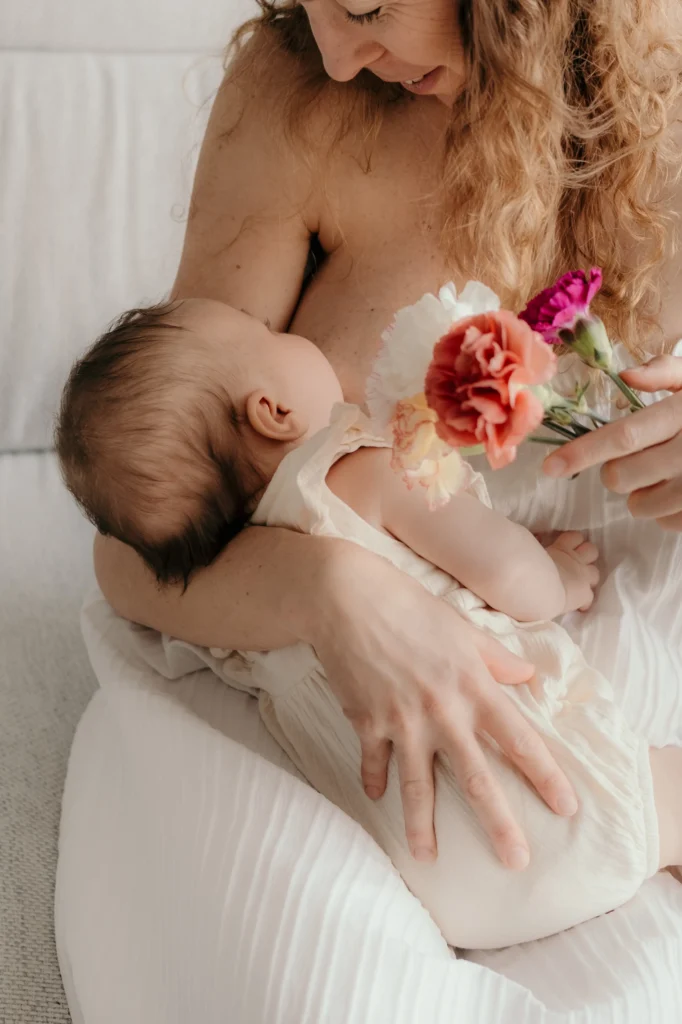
left=245, top=390, right=307, bottom=442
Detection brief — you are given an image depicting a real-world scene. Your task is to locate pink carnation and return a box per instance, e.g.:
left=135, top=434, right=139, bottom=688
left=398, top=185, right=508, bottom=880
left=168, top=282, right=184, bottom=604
left=424, top=310, right=556, bottom=470
left=519, top=268, right=603, bottom=343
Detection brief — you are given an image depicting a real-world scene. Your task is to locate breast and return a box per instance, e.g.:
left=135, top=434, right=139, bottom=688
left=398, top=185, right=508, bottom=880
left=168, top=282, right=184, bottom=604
left=289, top=99, right=456, bottom=404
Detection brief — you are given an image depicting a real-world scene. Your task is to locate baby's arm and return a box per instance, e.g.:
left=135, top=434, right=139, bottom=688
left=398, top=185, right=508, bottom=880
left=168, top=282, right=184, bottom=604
left=327, top=448, right=598, bottom=621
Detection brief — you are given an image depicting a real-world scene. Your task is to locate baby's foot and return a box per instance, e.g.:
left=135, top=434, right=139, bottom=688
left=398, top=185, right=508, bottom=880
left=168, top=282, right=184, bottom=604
left=545, top=531, right=600, bottom=614
left=669, top=866, right=682, bottom=883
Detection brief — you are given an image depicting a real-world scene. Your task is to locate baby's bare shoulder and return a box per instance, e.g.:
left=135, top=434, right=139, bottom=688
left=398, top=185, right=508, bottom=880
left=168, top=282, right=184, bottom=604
left=325, top=446, right=392, bottom=527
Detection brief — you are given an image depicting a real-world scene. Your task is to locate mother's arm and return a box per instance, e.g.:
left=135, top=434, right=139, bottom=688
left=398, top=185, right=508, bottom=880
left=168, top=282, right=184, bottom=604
left=172, top=66, right=314, bottom=323
left=96, top=62, right=330, bottom=637
left=96, top=65, right=577, bottom=865
left=94, top=527, right=331, bottom=650
left=96, top=522, right=576, bottom=872
left=97, top=66, right=335, bottom=642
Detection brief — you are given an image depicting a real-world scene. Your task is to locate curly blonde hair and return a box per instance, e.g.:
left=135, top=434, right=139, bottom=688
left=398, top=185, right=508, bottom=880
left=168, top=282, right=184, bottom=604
left=228, top=0, right=682, bottom=354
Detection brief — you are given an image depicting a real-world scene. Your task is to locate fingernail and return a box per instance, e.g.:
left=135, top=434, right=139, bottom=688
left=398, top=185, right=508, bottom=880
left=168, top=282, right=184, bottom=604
left=544, top=456, right=567, bottom=478
left=413, top=846, right=437, bottom=863
left=365, top=786, right=383, bottom=800
left=557, top=794, right=578, bottom=816
left=507, top=846, right=530, bottom=871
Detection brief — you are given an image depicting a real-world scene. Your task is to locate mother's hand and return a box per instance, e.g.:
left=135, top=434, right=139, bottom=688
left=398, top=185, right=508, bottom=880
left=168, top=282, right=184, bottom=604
left=310, top=545, right=578, bottom=870
left=543, top=355, right=682, bottom=530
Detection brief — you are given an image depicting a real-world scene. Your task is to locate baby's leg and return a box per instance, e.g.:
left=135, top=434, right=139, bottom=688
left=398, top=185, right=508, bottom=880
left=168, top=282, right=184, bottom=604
left=650, top=747, right=682, bottom=870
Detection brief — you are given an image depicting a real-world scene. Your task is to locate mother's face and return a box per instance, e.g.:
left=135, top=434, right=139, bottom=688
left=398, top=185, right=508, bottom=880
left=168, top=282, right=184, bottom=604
left=299, top=0, right=464, bottom=105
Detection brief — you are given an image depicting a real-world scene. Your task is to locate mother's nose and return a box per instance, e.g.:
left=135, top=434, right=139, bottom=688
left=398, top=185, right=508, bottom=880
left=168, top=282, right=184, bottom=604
left=310, top=15, right=384, bottom=82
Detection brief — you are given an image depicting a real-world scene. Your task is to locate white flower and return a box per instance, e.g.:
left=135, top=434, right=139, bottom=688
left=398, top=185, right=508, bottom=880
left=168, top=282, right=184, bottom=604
left=403, top=452, right=467, bottom=510
left=366, top=281, right=500, bottom=427
left=442, top=280, right=500, bottom=319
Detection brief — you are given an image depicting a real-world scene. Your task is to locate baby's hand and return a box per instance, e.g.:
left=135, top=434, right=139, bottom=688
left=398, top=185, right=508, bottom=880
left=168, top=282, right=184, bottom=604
left=545, top=532, right=600, bottom=614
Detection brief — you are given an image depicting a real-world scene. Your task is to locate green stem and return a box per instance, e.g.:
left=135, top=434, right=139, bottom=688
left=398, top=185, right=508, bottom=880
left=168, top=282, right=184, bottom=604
left=606, top=370, right=645, bottom=411
left=567, top=417, right=592, bottom=436
left=542, top=418, right=580, bottom=441
left=528, top=436, right=567, bottom=446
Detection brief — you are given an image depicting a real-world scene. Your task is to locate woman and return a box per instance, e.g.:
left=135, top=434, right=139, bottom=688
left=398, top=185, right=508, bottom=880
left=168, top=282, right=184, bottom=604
left=95, top=0, right=682, bottom=872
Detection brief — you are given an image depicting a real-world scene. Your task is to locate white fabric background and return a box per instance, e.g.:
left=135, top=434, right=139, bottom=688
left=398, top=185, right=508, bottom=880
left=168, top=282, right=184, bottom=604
left=0, top=0, right=253, bottom=452
left=2, top=0, right=247, bottom=51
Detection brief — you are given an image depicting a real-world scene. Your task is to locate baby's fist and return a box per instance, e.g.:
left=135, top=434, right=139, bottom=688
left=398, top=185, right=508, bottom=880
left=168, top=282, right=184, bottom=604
left=545, top=531, right=600, bottom=614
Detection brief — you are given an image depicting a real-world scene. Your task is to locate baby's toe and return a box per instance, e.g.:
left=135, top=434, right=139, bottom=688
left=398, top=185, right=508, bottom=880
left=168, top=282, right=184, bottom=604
left=556, top=531, right=585, bottom=551
left=575, top=541, right=599, bottom=563
left=586, top=565, right=600, bottom=586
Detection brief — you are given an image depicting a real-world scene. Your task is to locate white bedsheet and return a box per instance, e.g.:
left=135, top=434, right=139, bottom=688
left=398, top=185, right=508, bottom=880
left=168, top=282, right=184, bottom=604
left=56, top=434, right=682, bottom=1022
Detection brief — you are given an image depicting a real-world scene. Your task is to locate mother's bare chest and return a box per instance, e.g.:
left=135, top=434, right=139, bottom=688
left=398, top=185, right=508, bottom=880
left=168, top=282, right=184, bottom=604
left=291, top=105, right=455, bottom=404
left=294, top=241, right=452, bottom=405
left=290, top=103, right=682, bottom=406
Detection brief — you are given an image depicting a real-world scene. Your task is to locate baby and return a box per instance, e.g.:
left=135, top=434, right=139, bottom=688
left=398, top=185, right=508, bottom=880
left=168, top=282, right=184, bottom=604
left=57, top=298, right=594, bottom=606
left=57, top=297, right=668, bottom=949
left=55, top=299, right=340, bottom=587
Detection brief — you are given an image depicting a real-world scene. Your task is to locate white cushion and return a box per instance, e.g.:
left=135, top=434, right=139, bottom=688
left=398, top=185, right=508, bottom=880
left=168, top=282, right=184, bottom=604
left=55, top=590, right=682, bottom=1024
left=0, top=0, right=253, bottom=452
left=55, top=593, right=538, bottom=1024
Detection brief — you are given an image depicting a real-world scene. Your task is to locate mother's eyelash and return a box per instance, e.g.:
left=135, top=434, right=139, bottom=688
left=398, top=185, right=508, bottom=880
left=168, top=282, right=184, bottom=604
left=346, top=7, right=382, bottom=24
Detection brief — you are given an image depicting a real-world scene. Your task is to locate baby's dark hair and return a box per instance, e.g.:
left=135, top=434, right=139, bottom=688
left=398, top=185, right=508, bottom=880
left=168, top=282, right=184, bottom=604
left=55, top=301, right=263, bottom=587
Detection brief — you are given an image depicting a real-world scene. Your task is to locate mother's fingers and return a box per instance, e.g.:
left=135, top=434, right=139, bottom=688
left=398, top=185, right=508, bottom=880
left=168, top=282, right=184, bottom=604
left=474, top=630, right=534, bottom=685
left=394, top=740, right=437, bottom=861
left=600, top=435, right=682, bottom=494
left=481, top=697, right=578, bottom=818
left=628, top=477, right=682, bottom=520
left=656, top=510, right=682, bottom=532
left=443, top=728, right=530, bottom=871
left=544, top=393, right=682, bottom=478
left=620, top=355, right=682, bottom=394
left=359, top=735, right=392, bottom=800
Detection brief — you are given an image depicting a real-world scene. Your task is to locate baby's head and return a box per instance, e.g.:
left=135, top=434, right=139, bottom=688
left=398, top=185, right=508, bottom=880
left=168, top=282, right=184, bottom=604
left=56, top=298, right=342, bottom=585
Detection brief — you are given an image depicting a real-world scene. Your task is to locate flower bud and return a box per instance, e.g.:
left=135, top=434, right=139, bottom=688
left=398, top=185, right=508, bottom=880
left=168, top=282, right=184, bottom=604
left=530, top=384, right=587, bottom=425
left=560, top=316, right=613, bottom=371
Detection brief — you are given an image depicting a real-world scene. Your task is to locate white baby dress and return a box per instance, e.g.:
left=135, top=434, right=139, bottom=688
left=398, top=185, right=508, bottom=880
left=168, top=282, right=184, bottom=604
left=210, top=404, right=658, bottom=950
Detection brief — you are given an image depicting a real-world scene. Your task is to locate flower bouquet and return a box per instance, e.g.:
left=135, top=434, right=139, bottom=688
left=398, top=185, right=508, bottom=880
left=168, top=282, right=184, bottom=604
left=366, top=269, right=645, bottom=509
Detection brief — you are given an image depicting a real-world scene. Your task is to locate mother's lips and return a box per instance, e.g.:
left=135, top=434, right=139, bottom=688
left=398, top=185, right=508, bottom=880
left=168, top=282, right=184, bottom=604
left=371, top=67, right=438, bottom=84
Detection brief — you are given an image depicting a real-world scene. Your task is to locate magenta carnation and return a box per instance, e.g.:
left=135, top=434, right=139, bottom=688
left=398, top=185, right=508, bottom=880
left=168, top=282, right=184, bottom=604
left=519, top=268, right=603, bottom=343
